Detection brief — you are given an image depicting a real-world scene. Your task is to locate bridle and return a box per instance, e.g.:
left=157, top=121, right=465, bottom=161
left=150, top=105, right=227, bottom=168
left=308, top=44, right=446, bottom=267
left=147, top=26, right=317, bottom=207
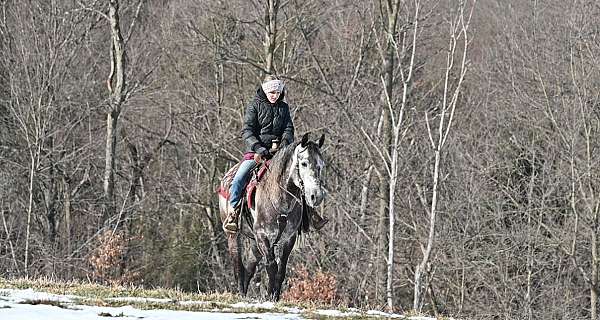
left=274, top=144, right=307, bottom=213
left=294, top=145, right=309, bottom=194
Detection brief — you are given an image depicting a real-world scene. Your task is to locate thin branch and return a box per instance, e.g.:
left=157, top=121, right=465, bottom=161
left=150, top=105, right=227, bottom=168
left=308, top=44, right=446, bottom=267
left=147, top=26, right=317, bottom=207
left=125, top=0, right=145, bottom=45
left=77, top=0, right=109, bottom=21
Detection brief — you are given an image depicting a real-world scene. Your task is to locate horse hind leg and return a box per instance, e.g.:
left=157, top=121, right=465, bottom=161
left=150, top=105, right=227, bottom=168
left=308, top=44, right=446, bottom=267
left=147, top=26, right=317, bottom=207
left=241, top=242, right=263, bottom=295
left=227, top=233, right=248, bottom=296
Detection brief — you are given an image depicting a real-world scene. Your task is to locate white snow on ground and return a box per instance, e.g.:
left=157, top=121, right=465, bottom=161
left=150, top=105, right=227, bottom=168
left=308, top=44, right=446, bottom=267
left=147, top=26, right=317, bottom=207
left=105, top=296, right=175, bottom=303
left=0, top=288, right=441, bottom=320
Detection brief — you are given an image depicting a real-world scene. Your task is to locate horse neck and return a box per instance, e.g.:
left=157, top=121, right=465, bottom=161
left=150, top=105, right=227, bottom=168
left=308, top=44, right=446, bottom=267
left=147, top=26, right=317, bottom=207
left=259, top=157, right=302, bottom=210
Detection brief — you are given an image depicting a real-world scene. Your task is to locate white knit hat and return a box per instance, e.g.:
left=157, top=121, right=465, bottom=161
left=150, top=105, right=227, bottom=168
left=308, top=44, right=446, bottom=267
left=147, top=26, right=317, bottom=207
left=262, top=79, right=285, bottom=93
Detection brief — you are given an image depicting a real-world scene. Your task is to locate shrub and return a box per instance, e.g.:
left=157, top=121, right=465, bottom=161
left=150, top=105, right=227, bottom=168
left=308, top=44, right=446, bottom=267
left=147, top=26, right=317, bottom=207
left=282, top=267, right=337, bottom=305
left=88, top=230, right=139, bottom=285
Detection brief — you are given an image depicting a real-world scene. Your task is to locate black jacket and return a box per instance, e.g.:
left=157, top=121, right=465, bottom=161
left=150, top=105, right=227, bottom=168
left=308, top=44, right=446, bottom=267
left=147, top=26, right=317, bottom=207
left=242, top=87, right=295, bottom=154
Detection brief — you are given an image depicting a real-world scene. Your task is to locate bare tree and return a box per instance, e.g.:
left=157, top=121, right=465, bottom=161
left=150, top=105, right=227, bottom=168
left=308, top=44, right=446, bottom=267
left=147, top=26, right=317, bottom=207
left=102, top=0, right=127, bottom=225
left=1, top=0, right=98, bottom=276
left=412, top=0, right=474, bottom=311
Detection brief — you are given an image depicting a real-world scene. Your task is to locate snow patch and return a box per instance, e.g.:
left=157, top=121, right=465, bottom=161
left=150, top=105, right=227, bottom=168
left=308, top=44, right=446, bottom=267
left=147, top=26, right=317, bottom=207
left=106, top=296, right=174, bottom=303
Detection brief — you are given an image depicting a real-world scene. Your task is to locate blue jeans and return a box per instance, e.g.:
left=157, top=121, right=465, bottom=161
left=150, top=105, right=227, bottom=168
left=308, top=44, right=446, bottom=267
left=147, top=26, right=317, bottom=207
left=229, top=159, right=257, bottom=208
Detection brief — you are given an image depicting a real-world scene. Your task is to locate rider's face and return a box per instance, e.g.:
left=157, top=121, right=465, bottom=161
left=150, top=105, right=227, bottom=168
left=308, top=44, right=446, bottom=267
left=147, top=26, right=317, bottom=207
left=267, top=91, right=281, bottom=103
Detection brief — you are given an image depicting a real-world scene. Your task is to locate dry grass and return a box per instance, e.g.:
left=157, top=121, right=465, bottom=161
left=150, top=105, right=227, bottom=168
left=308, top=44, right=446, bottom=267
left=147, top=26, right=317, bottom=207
left=0, top=276, right=238, bottom=304
left=0, top=276, right=434, bottom=319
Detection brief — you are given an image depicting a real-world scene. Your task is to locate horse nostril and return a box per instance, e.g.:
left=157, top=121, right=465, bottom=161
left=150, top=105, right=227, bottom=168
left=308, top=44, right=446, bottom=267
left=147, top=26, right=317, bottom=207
left=311, top=194, right=316, bottom=202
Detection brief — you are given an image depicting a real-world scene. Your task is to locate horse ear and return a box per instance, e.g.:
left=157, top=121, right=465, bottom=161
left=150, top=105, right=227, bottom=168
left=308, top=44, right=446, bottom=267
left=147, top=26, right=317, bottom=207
left=317, top=134, right=325, bottom=148
left=301, top=133, right=309, bottom=147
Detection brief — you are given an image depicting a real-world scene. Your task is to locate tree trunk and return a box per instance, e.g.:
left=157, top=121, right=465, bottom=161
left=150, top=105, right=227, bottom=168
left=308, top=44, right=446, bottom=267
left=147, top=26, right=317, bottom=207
left=103, top=111, right=119, bottom=224
left=63, top=176, right=72, bottom=255
left=386, top=144, right=398, bottom=310
left=414, top=147, right=440, bottom=311
left=381, top=0, right=400, bottom=310
left=375, top=178, right=388, bottom=302
left=24, top=152, right=36, bottom=276
left=359, top=165, right=373, bottom=223
left=592, top=221, right=598, bottom=320
left=104, top=0, right=126, bottom=225
left=264, top=0, right=279, bottom=74
left=45, top=137, right=58, bottom=244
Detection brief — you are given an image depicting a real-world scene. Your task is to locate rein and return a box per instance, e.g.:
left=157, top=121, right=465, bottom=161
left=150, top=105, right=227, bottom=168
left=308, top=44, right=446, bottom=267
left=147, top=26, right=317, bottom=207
left=264, top=144, right=307, bottom=211
left=275, top=145, right=307, bottom=211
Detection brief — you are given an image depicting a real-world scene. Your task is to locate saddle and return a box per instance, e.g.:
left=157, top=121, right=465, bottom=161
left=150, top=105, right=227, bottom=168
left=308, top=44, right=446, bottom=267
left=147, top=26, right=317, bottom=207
left=217, top=160, right=271, bottom=211
left=245, top=162, right=270, bottom=209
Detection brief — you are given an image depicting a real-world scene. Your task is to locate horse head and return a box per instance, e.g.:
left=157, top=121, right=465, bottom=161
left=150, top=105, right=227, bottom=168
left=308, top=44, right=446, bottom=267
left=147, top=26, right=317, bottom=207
left=290, top=133, right=327, bottom=207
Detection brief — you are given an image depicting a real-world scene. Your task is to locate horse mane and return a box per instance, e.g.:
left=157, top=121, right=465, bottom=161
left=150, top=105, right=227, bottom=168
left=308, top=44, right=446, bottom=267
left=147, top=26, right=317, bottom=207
left=260, top=141, right=298, bottom=196
left=261, top=140, right=321, bottom=196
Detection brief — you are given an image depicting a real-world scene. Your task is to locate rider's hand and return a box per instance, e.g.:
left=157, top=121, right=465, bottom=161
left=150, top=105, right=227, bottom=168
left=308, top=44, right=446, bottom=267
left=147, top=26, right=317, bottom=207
left=254, top=148, right=270, bottom=163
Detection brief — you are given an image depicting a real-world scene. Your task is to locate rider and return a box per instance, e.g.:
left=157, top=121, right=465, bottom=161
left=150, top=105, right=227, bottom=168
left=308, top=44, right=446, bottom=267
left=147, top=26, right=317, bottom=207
left=223, top=75, right=328, bottom=233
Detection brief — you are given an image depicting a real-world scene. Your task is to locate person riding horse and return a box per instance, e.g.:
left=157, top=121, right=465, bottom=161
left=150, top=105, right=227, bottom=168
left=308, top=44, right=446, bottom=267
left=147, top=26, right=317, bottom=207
left=223, top=75, right=328, bottom=233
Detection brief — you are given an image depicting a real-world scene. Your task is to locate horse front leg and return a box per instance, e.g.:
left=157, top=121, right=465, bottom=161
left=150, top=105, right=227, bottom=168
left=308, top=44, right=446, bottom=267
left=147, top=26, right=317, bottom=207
left=273, top=235, right=297, bottom=301
left=256, top=232, right=278, bottom=300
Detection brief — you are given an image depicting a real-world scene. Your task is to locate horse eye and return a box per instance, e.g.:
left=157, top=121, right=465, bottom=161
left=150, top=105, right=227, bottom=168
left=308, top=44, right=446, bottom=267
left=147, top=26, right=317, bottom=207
left=301, top=162, right=308, bottom=167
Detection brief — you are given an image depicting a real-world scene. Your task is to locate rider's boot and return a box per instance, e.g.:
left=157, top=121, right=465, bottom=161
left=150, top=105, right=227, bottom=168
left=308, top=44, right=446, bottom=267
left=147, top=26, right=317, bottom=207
left=223, top=203, right=241, bottom=233
left=310, top=211, right=329, bottom=231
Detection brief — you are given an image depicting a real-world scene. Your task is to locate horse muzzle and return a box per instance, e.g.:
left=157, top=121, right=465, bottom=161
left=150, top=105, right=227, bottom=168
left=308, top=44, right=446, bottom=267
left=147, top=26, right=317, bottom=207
left=306, top=188, right=326, bottom=207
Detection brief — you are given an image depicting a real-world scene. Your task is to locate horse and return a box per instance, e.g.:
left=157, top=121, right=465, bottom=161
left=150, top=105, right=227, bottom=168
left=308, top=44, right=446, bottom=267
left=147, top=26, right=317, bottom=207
left=218, top=133, right=327, bottom=301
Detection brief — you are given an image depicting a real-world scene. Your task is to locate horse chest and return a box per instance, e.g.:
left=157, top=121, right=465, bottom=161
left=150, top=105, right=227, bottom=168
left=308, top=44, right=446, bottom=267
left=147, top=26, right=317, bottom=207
left=253, top=204, right=301, bottom=243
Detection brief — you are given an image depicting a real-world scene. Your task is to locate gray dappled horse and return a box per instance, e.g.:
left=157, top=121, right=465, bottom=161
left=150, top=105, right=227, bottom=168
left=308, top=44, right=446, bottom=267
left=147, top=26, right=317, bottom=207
left=218, top=133, right=327, bottom=301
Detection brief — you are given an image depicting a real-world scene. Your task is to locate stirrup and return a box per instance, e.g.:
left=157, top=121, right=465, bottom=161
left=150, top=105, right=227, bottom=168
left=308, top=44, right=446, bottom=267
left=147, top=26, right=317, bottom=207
left=223, top=205, right=240, bottom=233
left=223, top=221, right=238, bottom=233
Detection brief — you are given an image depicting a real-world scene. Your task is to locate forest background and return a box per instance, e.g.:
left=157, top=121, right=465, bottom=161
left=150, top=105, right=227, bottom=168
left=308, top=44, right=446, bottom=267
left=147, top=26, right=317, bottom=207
left=1, top=0, right=599, bottom=319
